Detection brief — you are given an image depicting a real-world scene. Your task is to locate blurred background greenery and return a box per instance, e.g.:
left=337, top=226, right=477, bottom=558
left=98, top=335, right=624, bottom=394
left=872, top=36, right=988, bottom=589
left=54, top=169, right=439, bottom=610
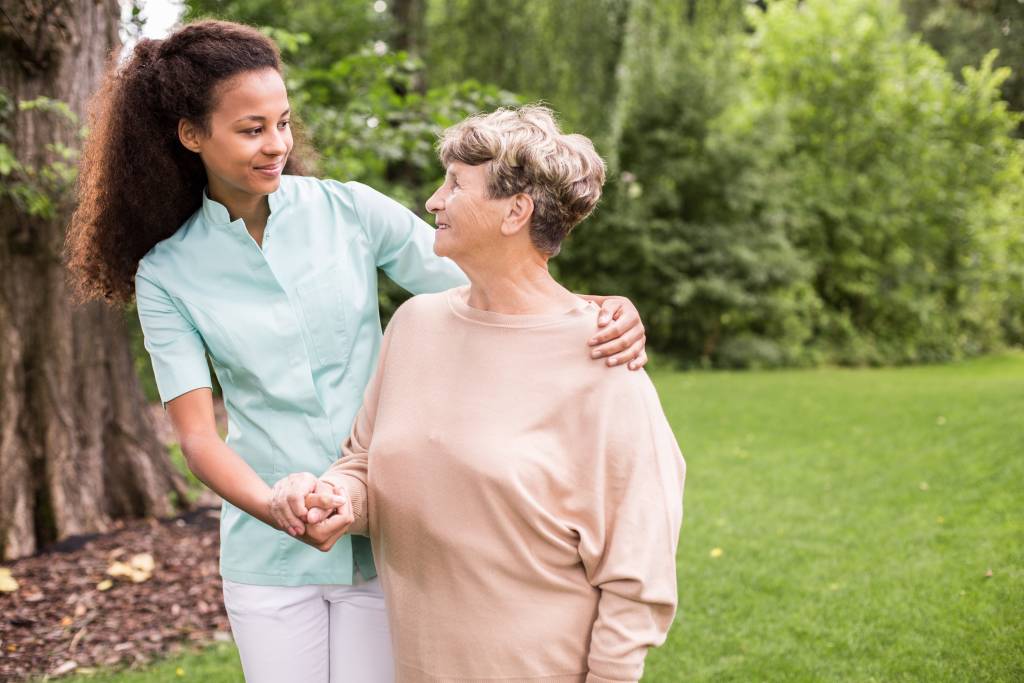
left=139, top=0, right=1024, bottom=377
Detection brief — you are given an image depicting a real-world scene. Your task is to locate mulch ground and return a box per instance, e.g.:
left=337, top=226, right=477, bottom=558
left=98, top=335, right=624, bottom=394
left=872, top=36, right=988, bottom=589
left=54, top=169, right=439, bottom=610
left=1, top=404, right=232, bottom=681
left=0, top=507, right=229, bottom=681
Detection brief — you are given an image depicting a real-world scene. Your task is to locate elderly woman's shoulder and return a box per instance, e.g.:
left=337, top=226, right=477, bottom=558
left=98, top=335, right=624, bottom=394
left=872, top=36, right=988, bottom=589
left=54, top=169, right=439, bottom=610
left=387, top=289, right=452, bottom=326
left=580, top=361, right=667, bottom=427
left=557, top=310, right=657, bottom=391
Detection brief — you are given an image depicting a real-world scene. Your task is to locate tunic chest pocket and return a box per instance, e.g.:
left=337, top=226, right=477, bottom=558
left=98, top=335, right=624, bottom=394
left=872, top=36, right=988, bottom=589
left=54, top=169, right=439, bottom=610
left=295, top=265, right=352, bottom=372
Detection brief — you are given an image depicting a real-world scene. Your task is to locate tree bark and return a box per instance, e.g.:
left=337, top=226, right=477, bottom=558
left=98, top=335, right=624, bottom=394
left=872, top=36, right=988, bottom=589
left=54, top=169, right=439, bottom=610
left=390, top=0, right=423, bottom=56
left=390, top=0, right=426, bottom=93
left=0, top=0, right=190, bottom=560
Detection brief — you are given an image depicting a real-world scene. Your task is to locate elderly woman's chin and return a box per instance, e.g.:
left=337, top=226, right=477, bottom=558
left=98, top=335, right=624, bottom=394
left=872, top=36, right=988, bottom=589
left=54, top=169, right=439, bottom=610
left=432, top=227, right=455, bottom=258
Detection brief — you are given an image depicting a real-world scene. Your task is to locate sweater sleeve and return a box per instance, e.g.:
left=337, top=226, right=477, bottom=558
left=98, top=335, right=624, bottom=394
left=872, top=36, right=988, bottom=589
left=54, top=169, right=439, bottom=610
left=319, top=301, right=403, bottom=536
left=319, top=414, right=372, bottom=537
left=577, top=373, right=686, bottom=683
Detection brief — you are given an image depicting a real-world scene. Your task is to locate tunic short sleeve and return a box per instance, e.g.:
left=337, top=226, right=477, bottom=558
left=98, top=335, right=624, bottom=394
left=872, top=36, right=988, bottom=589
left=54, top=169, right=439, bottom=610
left=135, top=269, right=212, bottom=405
left=341, top=180, right=468, bottom=295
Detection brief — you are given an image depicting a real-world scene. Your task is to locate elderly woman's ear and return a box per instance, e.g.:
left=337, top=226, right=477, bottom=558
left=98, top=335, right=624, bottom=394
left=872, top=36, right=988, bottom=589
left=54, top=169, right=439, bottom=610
left=499, top=193, right=534, bottom=237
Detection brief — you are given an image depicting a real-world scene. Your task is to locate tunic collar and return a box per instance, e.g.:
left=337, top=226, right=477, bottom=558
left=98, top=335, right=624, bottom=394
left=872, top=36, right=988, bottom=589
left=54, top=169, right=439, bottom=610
left=199, top=183, right=285, bottom=226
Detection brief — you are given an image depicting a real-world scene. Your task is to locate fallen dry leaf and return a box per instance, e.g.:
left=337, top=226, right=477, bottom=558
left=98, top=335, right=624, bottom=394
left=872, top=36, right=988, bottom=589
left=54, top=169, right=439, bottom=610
left=106, top=561, right=133, bottom=579
left=0, top=568, right=18, bottom=593
left=130, top=553, right=155, bottom=573
left=96, top=580, right=113, bottom=592
left=107, top=553, right=154, bottom=584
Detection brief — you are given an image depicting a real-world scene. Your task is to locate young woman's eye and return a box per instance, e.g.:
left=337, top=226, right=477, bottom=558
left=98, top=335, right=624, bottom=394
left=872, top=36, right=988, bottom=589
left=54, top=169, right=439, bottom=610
left=278, top=120, right=290, bottom=129
left=244, top=127, right=262, bottom=136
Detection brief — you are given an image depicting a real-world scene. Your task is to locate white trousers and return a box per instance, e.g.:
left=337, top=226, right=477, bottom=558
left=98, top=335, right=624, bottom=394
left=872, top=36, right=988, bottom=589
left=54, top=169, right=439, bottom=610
left=222, top=573, right=394, bottom=683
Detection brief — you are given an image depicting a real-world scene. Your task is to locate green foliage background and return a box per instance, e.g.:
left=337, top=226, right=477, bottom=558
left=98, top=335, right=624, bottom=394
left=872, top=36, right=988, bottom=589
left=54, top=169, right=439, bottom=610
left=175, top=0, right=1024, bottom=368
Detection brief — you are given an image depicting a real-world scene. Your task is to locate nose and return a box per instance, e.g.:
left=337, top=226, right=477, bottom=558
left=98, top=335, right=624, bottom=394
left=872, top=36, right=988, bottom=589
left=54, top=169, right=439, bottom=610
left=263, top=126, right=289, bottom=158
left=425, top=186, right=446, bottom=214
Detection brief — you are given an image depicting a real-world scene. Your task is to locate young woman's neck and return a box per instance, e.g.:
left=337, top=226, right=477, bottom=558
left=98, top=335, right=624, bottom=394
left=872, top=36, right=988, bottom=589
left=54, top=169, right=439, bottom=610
left=208, top=182, right=271, bottom=243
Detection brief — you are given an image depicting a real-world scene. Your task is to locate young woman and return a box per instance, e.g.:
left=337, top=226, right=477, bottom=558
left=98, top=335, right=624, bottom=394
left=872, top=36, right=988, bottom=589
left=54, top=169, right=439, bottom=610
left=65, top=20, right=648, bottom=683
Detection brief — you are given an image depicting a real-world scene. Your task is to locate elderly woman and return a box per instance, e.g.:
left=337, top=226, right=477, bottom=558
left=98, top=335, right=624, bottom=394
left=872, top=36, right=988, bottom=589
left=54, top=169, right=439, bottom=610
left=301, top=106, right=685, bottom=682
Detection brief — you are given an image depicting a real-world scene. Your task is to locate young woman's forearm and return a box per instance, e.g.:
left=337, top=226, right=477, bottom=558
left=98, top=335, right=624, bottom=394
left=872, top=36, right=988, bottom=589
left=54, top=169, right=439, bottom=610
left=180, top=434, right=277, bottom=528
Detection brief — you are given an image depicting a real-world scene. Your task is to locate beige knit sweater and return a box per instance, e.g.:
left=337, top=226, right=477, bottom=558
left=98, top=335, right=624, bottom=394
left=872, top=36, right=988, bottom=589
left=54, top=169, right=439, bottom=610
left=322, top=287, right=685, bottom=683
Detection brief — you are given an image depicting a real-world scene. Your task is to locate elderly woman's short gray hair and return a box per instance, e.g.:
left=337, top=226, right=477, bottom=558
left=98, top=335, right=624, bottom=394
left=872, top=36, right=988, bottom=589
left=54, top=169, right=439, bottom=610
left=437, top=105, right=606, bottom=257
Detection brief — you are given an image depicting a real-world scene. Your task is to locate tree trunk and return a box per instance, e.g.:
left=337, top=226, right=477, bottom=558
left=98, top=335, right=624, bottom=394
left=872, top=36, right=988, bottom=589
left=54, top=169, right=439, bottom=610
left=391, top=0, right=423, bottom=56
left=390, top=0, right=425, bottom=93
left=0, top=0, right=190, bottom=560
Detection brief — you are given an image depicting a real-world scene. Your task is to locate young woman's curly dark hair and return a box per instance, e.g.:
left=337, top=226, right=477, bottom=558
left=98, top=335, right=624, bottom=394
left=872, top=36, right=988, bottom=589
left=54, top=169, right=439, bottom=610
left=65, top=20, right=315, bottom=304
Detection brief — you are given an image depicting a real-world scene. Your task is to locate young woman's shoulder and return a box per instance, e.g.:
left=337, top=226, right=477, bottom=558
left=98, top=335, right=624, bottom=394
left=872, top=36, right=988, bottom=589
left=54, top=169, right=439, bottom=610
left=282, top=176, right=405, bottom=226
left=136, top=210, right=206, bottom=278
left=283, top=175, right=382, bottom=205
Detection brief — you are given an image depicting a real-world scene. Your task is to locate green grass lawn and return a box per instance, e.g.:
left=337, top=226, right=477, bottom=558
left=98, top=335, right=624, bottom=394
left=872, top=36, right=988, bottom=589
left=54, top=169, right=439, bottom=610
left=68, top=354, right=1023, bottom=682
left=64, top=644, right=242, bottom=682
left=646, top=352, right=1023, bottom=682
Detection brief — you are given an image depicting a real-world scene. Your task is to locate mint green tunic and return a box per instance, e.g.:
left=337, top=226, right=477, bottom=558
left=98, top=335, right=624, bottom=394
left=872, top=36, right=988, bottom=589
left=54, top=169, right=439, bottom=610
left=135, top=175, right=467, bottom=586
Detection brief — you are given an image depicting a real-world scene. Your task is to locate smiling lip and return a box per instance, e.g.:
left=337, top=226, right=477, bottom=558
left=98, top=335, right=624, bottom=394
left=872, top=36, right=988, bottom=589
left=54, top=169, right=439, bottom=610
left=436, top=221, right=450, bottom=230
left=254, top=162, right=283, bottom=177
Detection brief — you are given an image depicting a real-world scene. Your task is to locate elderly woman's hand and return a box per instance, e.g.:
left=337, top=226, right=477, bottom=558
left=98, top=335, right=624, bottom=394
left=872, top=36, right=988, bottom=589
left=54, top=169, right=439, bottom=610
left=298, top=482, right=354, bottom=552
left=268, top=472, right=319, bottom=537
left=588, top=296, right=648, bottom=370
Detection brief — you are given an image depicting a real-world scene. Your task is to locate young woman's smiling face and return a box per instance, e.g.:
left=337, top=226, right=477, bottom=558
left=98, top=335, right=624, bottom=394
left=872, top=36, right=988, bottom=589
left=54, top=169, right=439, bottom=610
left=184, top=68, right=293, bottom=205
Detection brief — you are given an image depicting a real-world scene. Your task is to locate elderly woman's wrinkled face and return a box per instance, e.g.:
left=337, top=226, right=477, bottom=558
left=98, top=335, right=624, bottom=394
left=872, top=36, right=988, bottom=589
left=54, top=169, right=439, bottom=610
left=425, top=161, right=509, bottom=261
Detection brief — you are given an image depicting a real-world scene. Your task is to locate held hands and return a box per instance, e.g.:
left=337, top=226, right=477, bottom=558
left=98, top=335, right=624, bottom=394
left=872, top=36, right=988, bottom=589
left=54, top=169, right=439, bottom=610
left=268, top=473, right=354, bottom=552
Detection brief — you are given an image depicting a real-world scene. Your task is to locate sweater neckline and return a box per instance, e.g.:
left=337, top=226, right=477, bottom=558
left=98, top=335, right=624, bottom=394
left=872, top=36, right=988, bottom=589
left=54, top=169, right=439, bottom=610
left=445, top=285, right=596, bottom=329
